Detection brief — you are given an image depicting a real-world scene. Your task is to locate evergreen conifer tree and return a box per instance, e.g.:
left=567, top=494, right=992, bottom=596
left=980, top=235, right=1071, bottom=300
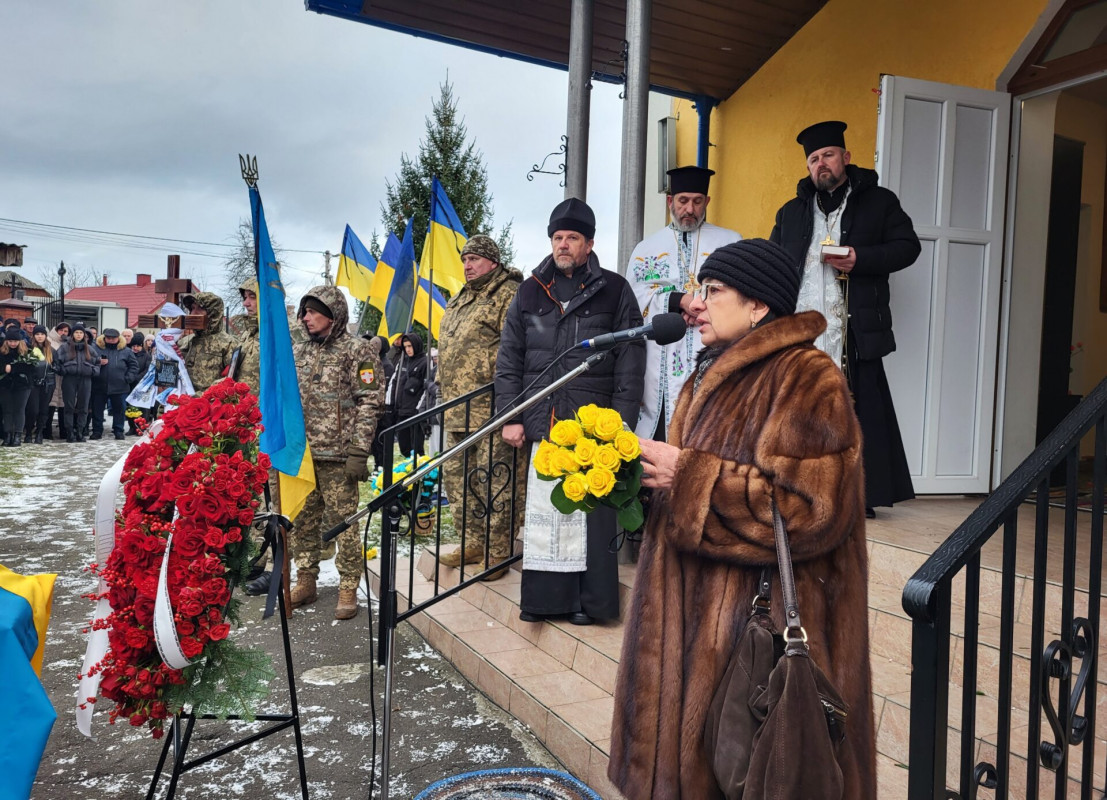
left=380, top=80, right=515, bottom=267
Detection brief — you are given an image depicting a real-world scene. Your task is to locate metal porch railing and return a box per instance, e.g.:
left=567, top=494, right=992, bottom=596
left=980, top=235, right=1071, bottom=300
left=904, top=376, right=1107, bottom=799
left=374, top=381, right=525, bottom=664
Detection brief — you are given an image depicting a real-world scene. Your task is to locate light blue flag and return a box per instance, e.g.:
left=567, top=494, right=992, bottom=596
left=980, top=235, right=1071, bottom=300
left=249, top=186, right=308, bottom=478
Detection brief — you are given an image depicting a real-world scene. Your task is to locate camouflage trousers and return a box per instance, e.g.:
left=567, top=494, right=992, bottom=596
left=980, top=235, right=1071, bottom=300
left=443, top=431, right=528, bottom=568
left=292, top=461, right=362, bottom=590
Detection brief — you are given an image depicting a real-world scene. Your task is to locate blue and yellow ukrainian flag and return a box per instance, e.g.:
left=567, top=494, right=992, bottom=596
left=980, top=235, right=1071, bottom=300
left=0, top=564, right=56, bottom=799
left=336, top=225, right=377, bottom=306
left=419, top=176, right=468, bottom=296
left=377, top=218, right=418, bottom=339
left=249, top=185, right=315, bottom=520
left=413, top=276, right=448, bottom=339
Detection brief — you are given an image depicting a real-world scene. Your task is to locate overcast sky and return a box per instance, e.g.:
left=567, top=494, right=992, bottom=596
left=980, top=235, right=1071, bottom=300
left=0, top=1, right=627, bottom=307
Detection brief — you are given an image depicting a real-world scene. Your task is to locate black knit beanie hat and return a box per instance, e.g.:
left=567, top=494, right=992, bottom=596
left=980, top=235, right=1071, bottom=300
left=4, top=328, right=22, bottom=341
left=32, top=325, right=48, bottom=336
left=301, top=296, right=334, bottom=319
left=697, top=239, right=801, bottom=317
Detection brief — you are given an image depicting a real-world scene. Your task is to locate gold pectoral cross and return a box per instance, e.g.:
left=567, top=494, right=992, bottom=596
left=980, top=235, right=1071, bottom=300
left=684, top=276, right=700, bottom=294
left=821, top=235, right=836, bottom=246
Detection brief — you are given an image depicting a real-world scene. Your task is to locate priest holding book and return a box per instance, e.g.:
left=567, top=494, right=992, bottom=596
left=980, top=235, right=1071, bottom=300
left=770, top=120, right=921, bottom=517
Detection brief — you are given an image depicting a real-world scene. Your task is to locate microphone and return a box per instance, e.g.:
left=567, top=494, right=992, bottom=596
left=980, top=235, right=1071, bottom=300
left=578, top=312, right=687, bottom=350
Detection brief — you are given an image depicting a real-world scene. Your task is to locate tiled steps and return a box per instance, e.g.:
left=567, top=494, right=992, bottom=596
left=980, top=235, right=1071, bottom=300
left=367, top=534, right=1106, bottom=799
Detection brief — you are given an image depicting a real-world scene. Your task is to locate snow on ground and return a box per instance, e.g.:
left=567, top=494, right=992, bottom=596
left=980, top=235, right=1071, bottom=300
left=1, top=433, right=556, bottom=799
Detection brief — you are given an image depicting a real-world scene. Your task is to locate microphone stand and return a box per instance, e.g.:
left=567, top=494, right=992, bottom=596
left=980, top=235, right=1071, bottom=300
left=328, top=349, right=610, bottom=800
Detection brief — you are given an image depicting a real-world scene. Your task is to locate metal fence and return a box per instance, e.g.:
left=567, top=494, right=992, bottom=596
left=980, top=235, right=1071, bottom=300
left=904, top=376, right=1107, bottom=799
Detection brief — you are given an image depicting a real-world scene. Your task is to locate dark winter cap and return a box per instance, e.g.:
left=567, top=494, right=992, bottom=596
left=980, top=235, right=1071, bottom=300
left=130, top=331, right=145, bottom=346
left=5, top=328, right=23, bottom=341
left=460, top=234, right=501, bottom=264
left=71, top=323, right=86, bottom=333
left=103, top=328, right=120, bottom=339
left=3, top=318, right=18, bottom=328
left=33, top=325, right=47, bottom=336
left=302, top=296, right=334, bottom=319
left=547, top=198, right=596, bottom=240
left=697, top=239, right=801, bottom=317
left=667, top=166, right=714, bottom=195
left=24, top=317, right=37, bottom=324
left=796, top=120, right=848, bottom=156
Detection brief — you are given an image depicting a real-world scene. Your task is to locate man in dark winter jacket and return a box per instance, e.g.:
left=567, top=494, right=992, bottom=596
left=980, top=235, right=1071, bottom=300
left=90, top=328, right=139, bottom=440
left=127, top=331, right=152, bottom=435
left=495, top=197, right=646, bottom=626
left=770, top=120, right=920, bottom=516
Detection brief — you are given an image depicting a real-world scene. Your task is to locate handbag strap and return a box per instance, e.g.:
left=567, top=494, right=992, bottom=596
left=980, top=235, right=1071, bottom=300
left=771, top=500, right=807, bottom=649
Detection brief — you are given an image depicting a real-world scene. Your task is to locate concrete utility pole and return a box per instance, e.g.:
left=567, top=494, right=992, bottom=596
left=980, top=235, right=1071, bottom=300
left=323, top=250, right=334, bottom=285
left=564, top=0, right=594, bottom=201
left=617, top=0, right=652, bottom=273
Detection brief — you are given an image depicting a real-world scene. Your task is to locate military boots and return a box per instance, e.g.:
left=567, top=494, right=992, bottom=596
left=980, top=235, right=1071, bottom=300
left=290, top=572, right=317, bottom=609
left=335, top=589, right=358, bottom=620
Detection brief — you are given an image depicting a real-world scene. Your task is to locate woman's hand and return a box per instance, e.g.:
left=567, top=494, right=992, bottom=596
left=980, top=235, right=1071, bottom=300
left=640, top=438, right=680, bottom=490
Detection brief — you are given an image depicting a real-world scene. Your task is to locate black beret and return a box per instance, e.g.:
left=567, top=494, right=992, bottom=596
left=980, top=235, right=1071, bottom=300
left=796, top=120, right=848, bottom=156
left=698, top=239, right=801, bottom=317
left=547, top=198, right=596, bottom=240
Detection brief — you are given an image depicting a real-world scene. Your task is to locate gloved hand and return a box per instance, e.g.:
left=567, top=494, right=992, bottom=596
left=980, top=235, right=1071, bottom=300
left=344, top=446, right=371, bottom=482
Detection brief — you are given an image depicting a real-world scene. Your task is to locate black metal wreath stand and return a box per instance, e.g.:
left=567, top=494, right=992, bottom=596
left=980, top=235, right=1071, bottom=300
left=145, top=518, right=309, bottom=800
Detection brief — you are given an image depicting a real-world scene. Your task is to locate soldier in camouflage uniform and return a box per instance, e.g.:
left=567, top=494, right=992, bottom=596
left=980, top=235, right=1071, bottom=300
left=291, top=285, right=383, bottom=620
left=232, top=279, right=260, bottom=394
left=436, top=235, right=526, bottom=579
left=178, top=291, right=236, bottom=393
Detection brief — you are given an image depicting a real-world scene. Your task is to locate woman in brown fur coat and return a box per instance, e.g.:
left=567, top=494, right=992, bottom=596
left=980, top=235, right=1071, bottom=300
left=608, top=239, right=876, bottom=799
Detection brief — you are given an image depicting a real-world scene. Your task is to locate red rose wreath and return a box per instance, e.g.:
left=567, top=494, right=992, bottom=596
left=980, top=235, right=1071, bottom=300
left=81, top=380, right=274, bottom=738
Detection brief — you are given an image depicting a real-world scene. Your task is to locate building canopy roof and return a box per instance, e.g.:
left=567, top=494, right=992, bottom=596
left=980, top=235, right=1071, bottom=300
left=304, top=0, right=827, bottom=101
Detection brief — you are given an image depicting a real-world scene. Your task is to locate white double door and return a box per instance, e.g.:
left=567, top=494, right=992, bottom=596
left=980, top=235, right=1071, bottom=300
left=875, top=75, right=1011, bottom=494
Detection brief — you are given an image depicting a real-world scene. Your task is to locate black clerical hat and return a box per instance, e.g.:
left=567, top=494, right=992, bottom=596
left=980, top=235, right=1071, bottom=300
left=547, top=198, right=596, bottom=239
left=667, top=166, right=714, bottom=195
left=796, top=121, right=848, bottom=156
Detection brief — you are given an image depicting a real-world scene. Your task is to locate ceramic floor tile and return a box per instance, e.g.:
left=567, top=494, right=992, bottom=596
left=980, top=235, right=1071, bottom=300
left=550, top=695, right=614, bottom=743
left=517, top=670, right=608, bottom=709
left=485, top=646, right=567, bottom=679
left=456, top=624, right=532, bottom=654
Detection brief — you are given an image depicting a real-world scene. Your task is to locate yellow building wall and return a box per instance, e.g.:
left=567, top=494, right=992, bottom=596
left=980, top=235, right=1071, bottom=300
left=681, top=0, right=1048, bottom=238
left=1054, top=93, right=1107, bottom=410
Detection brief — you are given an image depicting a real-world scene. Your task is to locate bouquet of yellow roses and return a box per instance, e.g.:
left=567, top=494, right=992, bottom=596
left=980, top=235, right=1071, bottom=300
left=532, top=404, right=644, bottom=530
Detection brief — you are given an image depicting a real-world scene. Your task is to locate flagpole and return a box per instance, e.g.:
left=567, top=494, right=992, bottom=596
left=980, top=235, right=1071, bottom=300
left=426, top=181, right=436, bottom=349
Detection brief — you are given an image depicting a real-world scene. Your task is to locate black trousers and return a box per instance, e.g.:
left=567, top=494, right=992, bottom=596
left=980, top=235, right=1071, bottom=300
left=0, top=384, right=31, bottom=438
left=63, top=377, right=92, bottom=436
left=24, top=383, right=50, bottom=435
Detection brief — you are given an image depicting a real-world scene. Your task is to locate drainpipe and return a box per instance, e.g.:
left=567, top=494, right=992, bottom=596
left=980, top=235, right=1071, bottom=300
left=565, top=0, right=593, bottom=201
left=617, top=0, right=651, bottom=274
left=693, top=95, right=717, bottom=168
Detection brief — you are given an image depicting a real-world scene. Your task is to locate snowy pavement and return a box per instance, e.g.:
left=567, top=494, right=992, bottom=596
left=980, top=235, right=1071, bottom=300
left=0, top=435, right=555, bottom=799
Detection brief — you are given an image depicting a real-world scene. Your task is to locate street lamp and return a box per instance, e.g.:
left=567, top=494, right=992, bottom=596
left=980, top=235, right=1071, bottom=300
left=58, top=261, right=66, bottom=325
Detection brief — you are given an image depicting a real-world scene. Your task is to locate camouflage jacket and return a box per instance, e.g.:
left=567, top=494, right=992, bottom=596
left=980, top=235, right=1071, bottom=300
left=293, top=285, right=383, bottom=462
left=232, top=313, right=260, bottom=394
left=438, top=265, right=522, bottom=431
left=178, top=292, right=236, bottom=393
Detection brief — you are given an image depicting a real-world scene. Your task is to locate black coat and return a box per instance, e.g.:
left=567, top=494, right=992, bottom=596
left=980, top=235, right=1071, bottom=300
left=131, top=347, right=152, bottom=387
left=770, top=164, right=921, bottom=361
left=56, top=341, right=101, bottom=381
left=390, top=333, right=429, bottom=420
left=495, top=253, right=646, bottom=440
left=0, top=348, right=35, bottom=390
left=91, top=337, right=139, bottom=394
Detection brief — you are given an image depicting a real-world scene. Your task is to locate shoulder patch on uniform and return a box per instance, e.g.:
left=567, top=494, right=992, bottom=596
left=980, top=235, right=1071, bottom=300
left=358, top=362, right=378, bottom=387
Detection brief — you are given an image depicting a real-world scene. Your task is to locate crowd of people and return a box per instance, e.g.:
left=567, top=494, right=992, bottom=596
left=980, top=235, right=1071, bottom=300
left=0, top=318, right=153, bottom=445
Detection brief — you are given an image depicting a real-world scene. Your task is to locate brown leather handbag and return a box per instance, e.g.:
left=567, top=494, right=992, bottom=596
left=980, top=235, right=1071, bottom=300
left=702, top=502, right=849, bottom=800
